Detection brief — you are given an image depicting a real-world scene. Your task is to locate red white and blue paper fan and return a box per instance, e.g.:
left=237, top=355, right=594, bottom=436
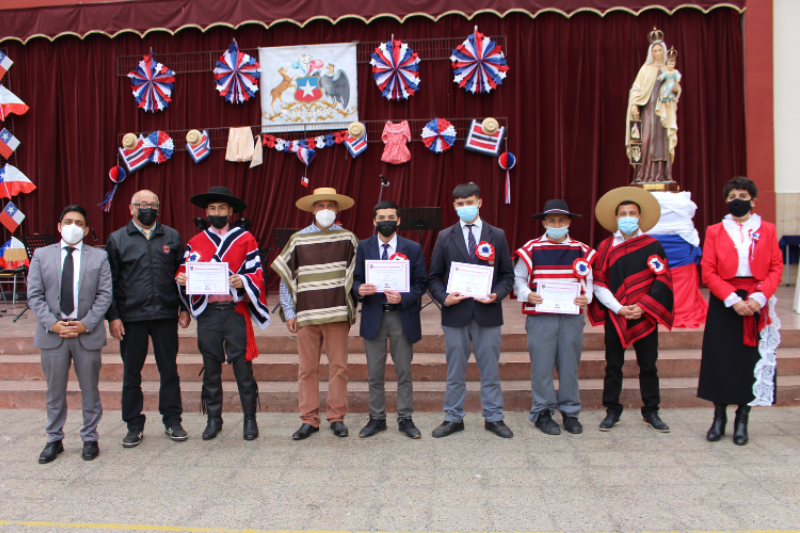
left=142, top=131, right=174, bottom=164
left=450, top=29, right=509, bottom=94
left=128, top=54, right=175, bottom=113
left=370, top=39, right=420, bottom=101
left=297, top=147, right=316, bottom=166
left=499, top=152, right=515, bottom=205
left=213, top=41, right=261, bottom=105
left=421, top=118, right=456, bottom=153
left=97, top=166, right=127, bottom=213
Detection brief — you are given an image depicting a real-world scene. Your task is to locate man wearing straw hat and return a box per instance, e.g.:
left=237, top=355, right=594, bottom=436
left=272, top=187, right=359, bottom=440
left=589, top=187, right=674, bottom=433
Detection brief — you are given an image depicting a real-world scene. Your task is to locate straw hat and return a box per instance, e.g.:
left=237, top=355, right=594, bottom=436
left=186, top=129, right=203, bottom=146
left=122, top=133, right=138, bottom=149
left=481, top=117, right=500, bottom=135
left=296, top=187, right=354, bottom=212
left=348, top=121, right=365, bottom=139
left=190, top=186, right=247, bottom=213
left=595, top=186, right=661, bottom=233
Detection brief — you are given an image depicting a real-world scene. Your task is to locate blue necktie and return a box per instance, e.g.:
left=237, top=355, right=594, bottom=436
left=466, top=224, right=477, bottom=259
left=381, top=243, right=389, bottom=303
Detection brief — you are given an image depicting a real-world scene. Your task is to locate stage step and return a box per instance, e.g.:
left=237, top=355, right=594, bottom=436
left=4, top=349, right=800, bottom=383
left=2, top=376, right=799, bottom=412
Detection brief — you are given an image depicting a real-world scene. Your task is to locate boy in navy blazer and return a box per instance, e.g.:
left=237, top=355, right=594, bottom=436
left=428, top=183, right=515, bottom=438
left=352, top=201, right=428, bottom=439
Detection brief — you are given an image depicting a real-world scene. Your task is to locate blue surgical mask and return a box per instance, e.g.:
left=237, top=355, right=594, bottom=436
left=617, top=216, right=640, bottom=235
left=545, top=225, right=569, bottom=240
left=456, top=205, right=479, bottom=223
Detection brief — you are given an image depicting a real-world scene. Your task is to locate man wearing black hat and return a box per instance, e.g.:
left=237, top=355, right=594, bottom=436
left=512, top=200, right=595, bottom=435
left=176, top=187, right=271, bottom=441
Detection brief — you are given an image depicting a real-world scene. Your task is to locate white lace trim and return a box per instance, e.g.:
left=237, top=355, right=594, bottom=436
left=749, top=295, right=781, bottom=407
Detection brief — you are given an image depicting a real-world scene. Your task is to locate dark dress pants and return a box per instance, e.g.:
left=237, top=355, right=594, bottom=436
left=602, top=314, right=660, bottom=417
left=121, top=319, right=182, bottom=431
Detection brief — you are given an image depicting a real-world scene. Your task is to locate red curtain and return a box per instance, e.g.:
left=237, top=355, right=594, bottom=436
left=2, top=9, right=745, bottom=290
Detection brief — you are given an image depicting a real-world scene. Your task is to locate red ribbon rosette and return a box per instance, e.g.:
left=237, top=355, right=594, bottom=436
left=647, top=255, right=667, bottom=275
left=476, top=241, right=495, bottom=262
left=573, top=257, right=591, bottom=279
left=389, top=252, right=408, bottom=261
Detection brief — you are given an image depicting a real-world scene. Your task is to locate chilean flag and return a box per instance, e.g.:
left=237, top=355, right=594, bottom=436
left=0, top=51, right=13, bottom=80
left=0, top=201, right=24, bottom=232
left=0, top=86, right=28, bottom=121
left=0, top=128, right=20, bottom=159
left=0, top=164, right=37, bottom=198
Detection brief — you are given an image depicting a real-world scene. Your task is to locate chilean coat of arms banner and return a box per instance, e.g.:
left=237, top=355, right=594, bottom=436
left=259, top=43, right=359, bottom=131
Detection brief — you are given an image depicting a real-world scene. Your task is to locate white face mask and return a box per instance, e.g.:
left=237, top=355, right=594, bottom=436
left=60, top=223, right=85, bottom=244
left=315, top=209, right=336, bottom=228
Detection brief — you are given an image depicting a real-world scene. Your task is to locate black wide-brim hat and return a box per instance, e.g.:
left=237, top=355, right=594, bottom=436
left=531, top=199, right=582, bottom=220
left=190, top=186, right=247, bottom=213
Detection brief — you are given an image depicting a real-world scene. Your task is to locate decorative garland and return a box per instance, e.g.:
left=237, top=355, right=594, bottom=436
left=262, top=129, right=349, bottom=165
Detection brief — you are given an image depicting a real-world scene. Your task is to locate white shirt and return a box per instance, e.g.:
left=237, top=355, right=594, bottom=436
left=592, top=229, right=643, bottom=315
left=377, top=233, right=398, bottom=259
left=60, top=240, right=83, bottom=320
left=460, top=216, right=482, bottom=250
left=721, top=213, right=767, bottom=308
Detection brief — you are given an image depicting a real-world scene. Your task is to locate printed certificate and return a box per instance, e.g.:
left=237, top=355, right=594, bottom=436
left=186, top=262, right=230, bottom=295
left=446, top=262, right=494, bottom=299
left=535, top=281, right=581, bottom=315
left=365, top=260, right=410, bottom=292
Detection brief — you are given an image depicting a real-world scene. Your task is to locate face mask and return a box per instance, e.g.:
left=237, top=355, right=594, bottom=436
left=456, top=205, right=479, bottom=223
left=375, top=220, right=398, bottom=238
left=727, top=198, right=752, bottom=218
left=315, top=209, right=336, bottom=228
left=60, top=224, right=85, bottom=244
left=137, top=208, right=158, bottom=227
left=545, top=225, right=569, bottom=240
left=208, top=215, right=228, bottom=230
left=617, top=216, right=640, bottom=235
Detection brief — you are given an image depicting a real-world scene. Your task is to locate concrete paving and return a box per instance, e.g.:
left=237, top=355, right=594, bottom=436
left=1, top=407, right=800, bottom=532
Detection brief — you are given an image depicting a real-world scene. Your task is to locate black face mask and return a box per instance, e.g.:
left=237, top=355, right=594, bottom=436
left=208, top=215, right=228, bottom=229
left=375, top=220, right=398, bottom=238
left=727, top=198, right=752, bottom=218
left=137, top=208, right=158, bottom=227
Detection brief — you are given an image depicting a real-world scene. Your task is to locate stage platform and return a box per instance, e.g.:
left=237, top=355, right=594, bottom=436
left=1, top=286, right=798, bottom=413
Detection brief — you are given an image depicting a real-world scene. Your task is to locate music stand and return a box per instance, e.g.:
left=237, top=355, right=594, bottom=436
left=398, top=208, right=442, bottom=310
left=270, top=228, right=302, bottom=313
left=13, top=234, right=57, bottom=322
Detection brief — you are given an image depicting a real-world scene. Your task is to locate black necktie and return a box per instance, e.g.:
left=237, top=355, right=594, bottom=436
left=466, top=224, right=477, bottom=259
left=381, top=243, right=389, bottom=304
left=61, top=247, right=75, bottom=317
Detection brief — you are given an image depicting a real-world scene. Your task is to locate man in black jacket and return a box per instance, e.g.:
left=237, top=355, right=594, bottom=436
left=106, top=190, right=192, bottom=447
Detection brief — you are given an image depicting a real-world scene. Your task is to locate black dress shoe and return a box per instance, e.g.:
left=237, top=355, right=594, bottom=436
left=534, top=412, right=561, bottom=435
left=122, top=430, right=143, bottom=448
left=398, top=417, right=421, bottom=439
left=243, top=419, right=258, bottom=441
left=431, top=420, right=464, bottom=438
left=733, top=404, right=750, bottom=446
left=563, top=416, right=583, bottom=435
left=599, top=412, right=621, bottom=431
left=292, top=423, right=319, bottom=440
left=358, top=418, right=387, bottom=438
left=38, top=440, right=63, bottom=464
left=81, top=441, right=99, bottom=461
left=165, top=424, right=188, bottom=441
left=331, top=421, right=349, bottom=437
left=485, top=420, right=514, bottom=438
left=706, top=404, right=727, bottom=442
left=202, top=419, right=223, bottom=440
left=642, top=412, right=670, bottom=433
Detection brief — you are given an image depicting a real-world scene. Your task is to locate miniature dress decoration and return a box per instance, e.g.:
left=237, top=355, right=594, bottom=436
left=381, top=121, right=411, bottom=164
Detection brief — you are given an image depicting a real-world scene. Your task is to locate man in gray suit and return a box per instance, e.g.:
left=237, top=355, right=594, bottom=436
left=27, top=205, right=112, bottom=463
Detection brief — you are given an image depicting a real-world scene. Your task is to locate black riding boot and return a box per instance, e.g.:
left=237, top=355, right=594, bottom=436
left=733, top=404, right=751, bottom=446
left=232, top=356, right=259, bottom=440
left=201, top=357, right=224, bottom=440
left=706, top=403, right=727, bottom=441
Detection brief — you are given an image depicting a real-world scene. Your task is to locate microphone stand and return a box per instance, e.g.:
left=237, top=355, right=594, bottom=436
left=373, top=174, right=390, bottom=236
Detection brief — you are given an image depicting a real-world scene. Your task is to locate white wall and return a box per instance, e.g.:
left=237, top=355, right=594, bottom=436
left=774, top=0, right=800, bottom=194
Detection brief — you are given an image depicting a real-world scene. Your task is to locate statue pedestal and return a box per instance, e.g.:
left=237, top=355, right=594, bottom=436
left=632, top=181, right=680, bottom=192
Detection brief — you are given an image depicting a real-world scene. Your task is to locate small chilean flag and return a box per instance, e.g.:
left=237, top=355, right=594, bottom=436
left=0, top=52, right=12, bottom=80
left=0, top=201, right=25, bottom=232
left=0, top=128, right=20, bottom=158
left=300, top=176, right=309, bottom=188
left=0, top=164, right=37, bottom=198
left=0, top=86, right=28, bottom=121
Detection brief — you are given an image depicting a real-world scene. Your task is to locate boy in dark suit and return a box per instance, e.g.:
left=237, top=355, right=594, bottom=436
left=428, top=183, right=515, bottom=438
left=352, top=201, right=428, bottom=439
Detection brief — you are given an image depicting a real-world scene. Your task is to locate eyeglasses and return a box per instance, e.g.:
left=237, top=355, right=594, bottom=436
left=132, top=203, right=159, bottom=209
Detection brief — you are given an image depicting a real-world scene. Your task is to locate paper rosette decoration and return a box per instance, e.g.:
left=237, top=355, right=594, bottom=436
left=142, top=131, right=174, bottom=164
left=127, top=54, right=176, bottom=113
left=98, top=166, right=127, bottom=213
left=214, top=42, right=261, bottom=104
left=370, top=39, right=420, bottom=100
left=450, top=29, right=509, bottom=94
left=421, top=118, right=456, bottom=153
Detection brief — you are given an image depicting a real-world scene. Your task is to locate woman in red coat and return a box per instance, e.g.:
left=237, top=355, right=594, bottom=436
left=698, top=176, right=783, bottom=446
